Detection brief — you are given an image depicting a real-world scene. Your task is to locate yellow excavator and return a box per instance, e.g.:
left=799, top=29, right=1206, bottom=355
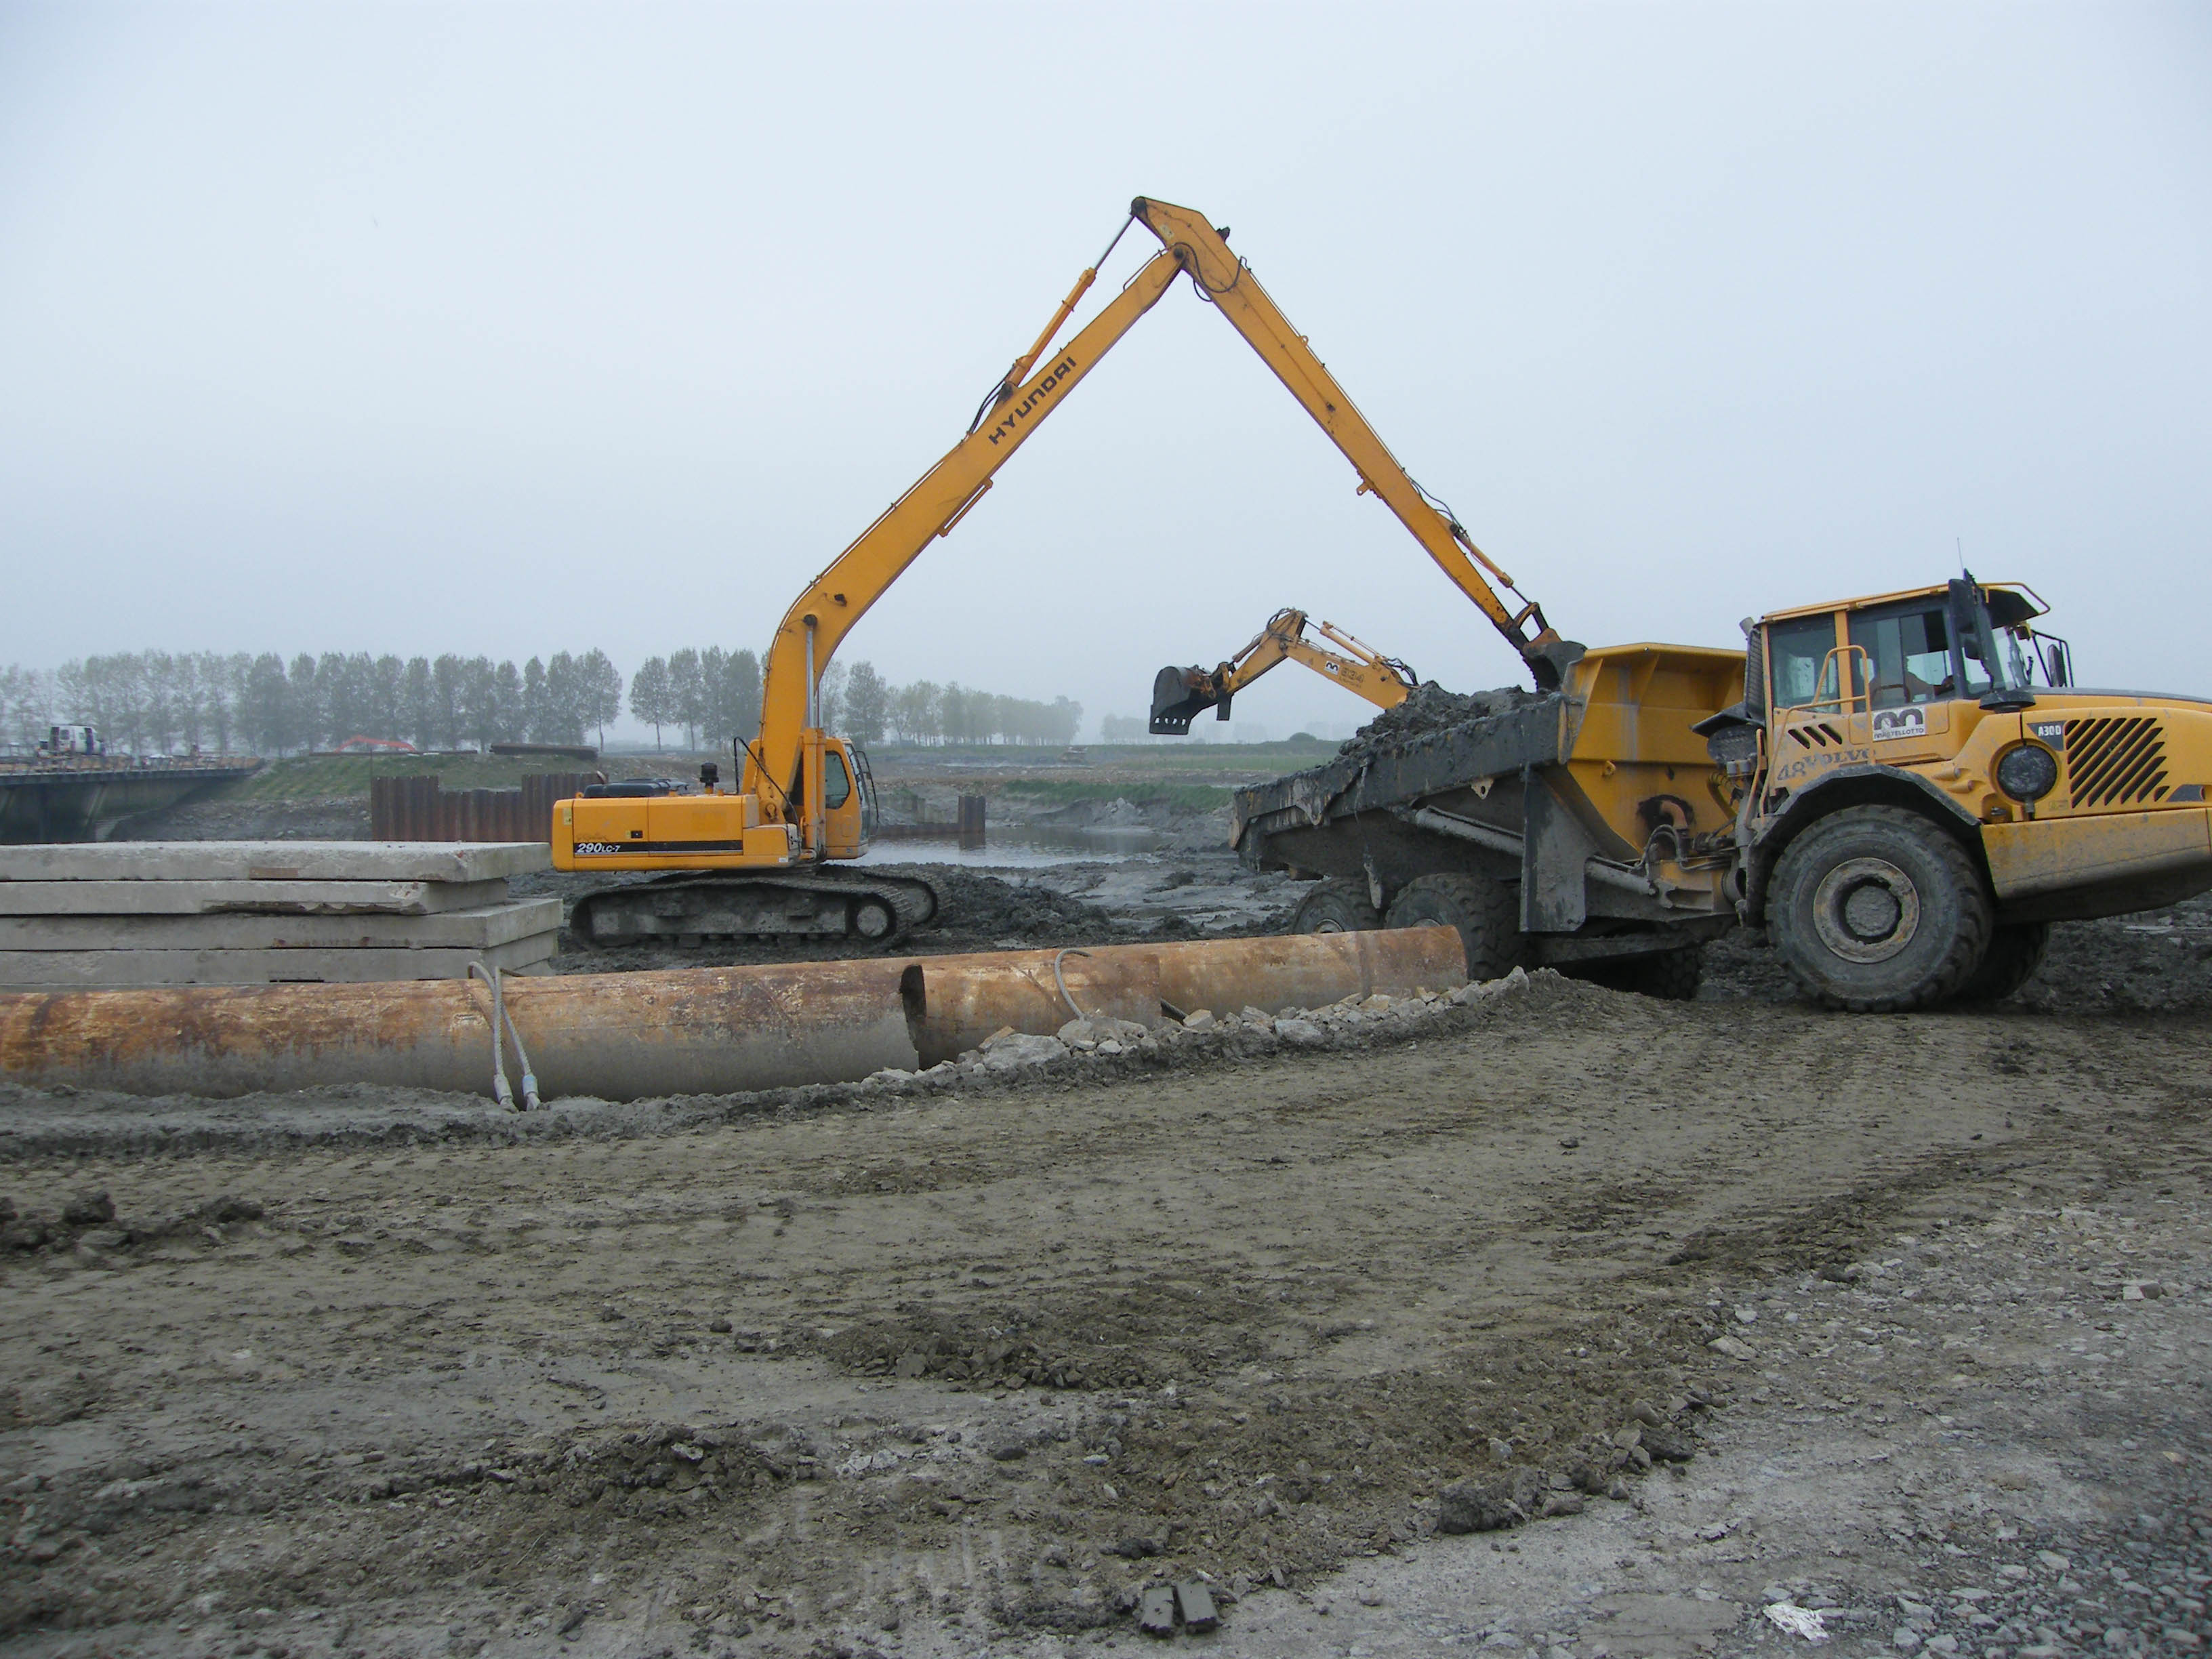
left=1149, top=609, right=1418, bottom=734
left=553, top=197, right=1565, bottom=945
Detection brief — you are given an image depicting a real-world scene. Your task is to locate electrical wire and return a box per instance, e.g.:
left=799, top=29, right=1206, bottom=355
left=1051, top=948, right=1090, bottom=1021
left=1189, top=251, right=1248, bottom=298
left=740, top=737, right=792, bottom=819
left=467, top=961, right=539, bottom=1111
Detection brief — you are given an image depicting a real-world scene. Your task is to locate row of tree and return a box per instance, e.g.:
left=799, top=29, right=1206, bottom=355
left=2, top=647, right=1084, bottom=756
left=623, top=653, right=1081, bottom=750
left=1, top=651, right=621, bottom=756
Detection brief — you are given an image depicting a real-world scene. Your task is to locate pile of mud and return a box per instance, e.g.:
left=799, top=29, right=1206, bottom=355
left=1336, top=681, right=1536, bottom=761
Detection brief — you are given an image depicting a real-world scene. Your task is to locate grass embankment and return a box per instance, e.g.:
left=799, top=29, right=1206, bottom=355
left=996, top=779, right=1233, bottom=812
left=218, top=753, right=592, bottom=802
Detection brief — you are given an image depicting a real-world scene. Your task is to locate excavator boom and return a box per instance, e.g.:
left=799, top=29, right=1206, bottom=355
left=565, top=196, right=1570, bottom=949
left=747, top=197, right=1565, bottom=813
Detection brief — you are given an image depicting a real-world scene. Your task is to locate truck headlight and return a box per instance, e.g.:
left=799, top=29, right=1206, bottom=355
left=1994, top=743, right=2059, bottom=802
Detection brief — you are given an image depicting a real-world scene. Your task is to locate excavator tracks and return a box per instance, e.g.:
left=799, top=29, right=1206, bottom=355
left=568, top=867, right=941, bottom=947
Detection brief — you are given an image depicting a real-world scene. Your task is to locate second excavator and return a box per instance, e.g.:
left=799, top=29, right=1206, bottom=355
left=1149, top=609, right=1418, bottom=735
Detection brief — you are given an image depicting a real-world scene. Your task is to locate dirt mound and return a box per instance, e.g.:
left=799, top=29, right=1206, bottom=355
left=1336, top=681, right=1537, bottom=761
left=917, top=866, right=1121, bottom=944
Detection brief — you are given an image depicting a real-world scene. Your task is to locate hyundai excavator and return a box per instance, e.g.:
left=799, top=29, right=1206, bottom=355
left=552, top=197, right=1567, bottom=945
left=1150, top=608, right=1417, bottom=734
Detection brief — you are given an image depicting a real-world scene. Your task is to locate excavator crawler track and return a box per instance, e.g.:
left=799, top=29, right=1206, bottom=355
left=569, top=868, right=941, bottom=947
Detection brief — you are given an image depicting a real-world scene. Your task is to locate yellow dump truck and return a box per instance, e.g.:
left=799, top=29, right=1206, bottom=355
left=1233, top=577, right=2212, bottom=1010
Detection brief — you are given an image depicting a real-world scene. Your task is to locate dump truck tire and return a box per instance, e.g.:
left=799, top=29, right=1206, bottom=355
left=1630, top=946, right=1705, bottom=1001
left=1385, top=872, right=1521, bottom=981
left=1957, top=921, right=2051, bottom=1002
left=1290, top=879, right=1382, bottom=935
left=1769, top=806, right=1992, bottom=1011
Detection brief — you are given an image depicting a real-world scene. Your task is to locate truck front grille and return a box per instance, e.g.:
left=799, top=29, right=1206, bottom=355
left=2065, top=716, right=2169, bottom=810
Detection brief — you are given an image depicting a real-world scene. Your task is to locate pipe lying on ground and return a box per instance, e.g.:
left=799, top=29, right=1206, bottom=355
left=0, top=926, right=1469, bottom=1102
left=897, top=945, right=1162, bottom=1068
left=1148, top=926, right=1465, bottom=1020
left=0, top=960, right=922, bottom=1103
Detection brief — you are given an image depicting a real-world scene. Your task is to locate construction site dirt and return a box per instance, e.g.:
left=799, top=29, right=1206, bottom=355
left=7, top=936, right=2212, bottom=1657
left=13, top=743, right=2212, bottom=1655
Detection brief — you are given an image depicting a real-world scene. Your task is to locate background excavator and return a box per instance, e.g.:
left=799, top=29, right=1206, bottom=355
left=1149, top=608, right=1418, bottom=734
left=552, top=197, right=1565, bottom=946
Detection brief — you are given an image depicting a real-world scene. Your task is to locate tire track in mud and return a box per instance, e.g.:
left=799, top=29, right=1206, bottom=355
left=4, top=980, right=2211, bottom=1645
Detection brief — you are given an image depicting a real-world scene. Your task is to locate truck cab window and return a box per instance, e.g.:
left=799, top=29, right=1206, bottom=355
left=1767, top=616, right=1841, bottom=710
left=1847, top=606, right=1957, bottom=707
left=823, top=750, right=852, bottom=810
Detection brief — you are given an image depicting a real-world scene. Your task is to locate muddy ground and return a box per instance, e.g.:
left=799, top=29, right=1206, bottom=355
left=18, top=764, right=2212, bottom=1658
left=5, top=960, right=2212, bottom=1658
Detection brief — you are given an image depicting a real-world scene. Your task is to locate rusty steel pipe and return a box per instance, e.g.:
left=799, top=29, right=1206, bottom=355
left=898, top=945, right=1162, bottom=1067
left=899, top=927, right=1467, bottom=1063
left=0, top=928, right=1469, bottom=1103
left=1150, top=924, right=1466, bottom=1017
left=0, top=960, right=921, bottom=1102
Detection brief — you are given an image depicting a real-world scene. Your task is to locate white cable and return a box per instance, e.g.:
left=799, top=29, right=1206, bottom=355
left=1051, top=948, right=1090, bottom=1021
left=466, top=962, right=538, bottom=1110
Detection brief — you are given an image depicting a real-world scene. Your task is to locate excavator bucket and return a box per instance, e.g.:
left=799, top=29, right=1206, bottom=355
left=1151, top=665, right=1227, bottom=734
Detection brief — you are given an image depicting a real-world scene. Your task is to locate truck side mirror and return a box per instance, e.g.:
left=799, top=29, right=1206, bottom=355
left=2046, top=640, right=2071, bottom=687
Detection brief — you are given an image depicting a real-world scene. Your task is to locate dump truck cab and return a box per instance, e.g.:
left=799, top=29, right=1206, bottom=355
left=1715, top=577, right=2212, bottom=1007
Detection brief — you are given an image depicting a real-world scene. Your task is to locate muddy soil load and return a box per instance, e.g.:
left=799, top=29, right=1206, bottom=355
left=1331, top=681, right=1539, bottom=762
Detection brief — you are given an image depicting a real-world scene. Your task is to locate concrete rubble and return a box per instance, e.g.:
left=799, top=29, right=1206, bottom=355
left=0, top=840, right=558, bottom=989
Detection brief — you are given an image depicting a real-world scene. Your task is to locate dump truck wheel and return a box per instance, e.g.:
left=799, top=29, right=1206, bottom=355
left=1769, top=806, right=1992, bottom=1011
left=1385, top=872, right=1521, bottom=981
left=1631, top=946, right=1705, bottom=1001
left=1290, top=879, right=1382, bottom=934
left=1957, top=921, right=2051, bottom=1002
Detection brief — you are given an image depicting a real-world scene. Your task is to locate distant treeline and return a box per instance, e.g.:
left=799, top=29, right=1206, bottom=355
left=625, top=653, right=1079, bottom=750
left=0, top=651, right=622, bottom=756
left=2, top=649, right=1084, bottom=756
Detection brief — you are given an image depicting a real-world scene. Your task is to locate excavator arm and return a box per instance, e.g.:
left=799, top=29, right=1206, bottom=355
left=747, top=197, right=1566, bottom=822
left=1127, top=199, right=1567, bottom=687
left=1151, top=608, right=1417, bottom=733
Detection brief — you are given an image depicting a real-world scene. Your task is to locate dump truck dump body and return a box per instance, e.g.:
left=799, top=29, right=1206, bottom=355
left=1232, top=644, right=1746, bottom=970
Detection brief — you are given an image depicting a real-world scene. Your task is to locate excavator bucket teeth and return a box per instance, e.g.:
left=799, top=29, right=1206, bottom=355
left=1150, top=665, right=1213, bottom=735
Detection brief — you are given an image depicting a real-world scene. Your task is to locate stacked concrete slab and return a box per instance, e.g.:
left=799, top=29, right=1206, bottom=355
left=0, top=842, right=558, bottom=989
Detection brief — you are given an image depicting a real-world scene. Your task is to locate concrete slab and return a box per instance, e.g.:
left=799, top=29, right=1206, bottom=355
left=0, top=932, right=558, bottom=989
left=0, top=841, right=550, bottom=884
left=0, top=878, right=510, bottom=917
left=0, top=897, right=560, bottom=952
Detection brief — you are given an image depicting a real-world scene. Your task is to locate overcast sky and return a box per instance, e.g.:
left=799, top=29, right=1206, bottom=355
left=2, top=2, right=2207, bottom=741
